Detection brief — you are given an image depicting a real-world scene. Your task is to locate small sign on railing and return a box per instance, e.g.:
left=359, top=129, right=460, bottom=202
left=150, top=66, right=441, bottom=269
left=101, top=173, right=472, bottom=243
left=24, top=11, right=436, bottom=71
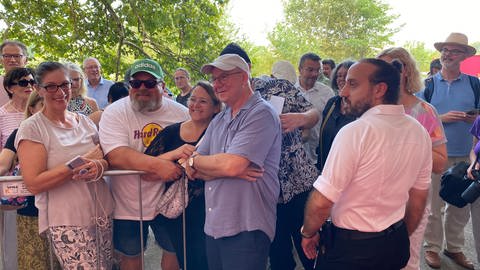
left=2, top=181, right=31, bottom=197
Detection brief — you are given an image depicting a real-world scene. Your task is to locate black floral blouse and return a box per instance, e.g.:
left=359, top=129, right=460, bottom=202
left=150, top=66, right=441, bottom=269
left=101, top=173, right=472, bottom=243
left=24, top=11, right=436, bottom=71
left=253, top=76, right=319, bottom=203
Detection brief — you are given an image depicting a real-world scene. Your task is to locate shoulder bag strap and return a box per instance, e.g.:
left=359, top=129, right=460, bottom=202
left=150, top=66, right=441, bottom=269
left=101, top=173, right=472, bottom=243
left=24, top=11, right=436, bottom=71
left=424, top=77, right=434, bottom=103
left=468, top=75, right=480, bottom=109
left=318, top=101, right=336, bottom=168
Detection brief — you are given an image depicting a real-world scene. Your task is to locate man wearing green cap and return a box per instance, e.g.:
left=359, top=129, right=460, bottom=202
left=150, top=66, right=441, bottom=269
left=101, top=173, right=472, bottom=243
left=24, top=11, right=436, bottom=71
left=99, top=59, right=189, bottom=270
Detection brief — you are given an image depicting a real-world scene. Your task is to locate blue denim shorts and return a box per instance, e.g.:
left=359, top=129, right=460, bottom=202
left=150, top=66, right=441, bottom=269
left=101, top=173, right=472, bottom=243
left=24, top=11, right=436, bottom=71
left=113, top=215, right=175, bottom=256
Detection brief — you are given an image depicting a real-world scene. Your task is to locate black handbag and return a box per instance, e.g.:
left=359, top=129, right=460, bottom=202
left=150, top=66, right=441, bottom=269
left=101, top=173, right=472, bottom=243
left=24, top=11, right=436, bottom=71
left=439, top=161, right=474, bottom=208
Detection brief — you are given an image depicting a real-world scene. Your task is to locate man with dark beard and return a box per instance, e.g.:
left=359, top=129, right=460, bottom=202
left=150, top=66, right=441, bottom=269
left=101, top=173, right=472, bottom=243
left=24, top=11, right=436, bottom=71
left=99, top=59, right=189, bottom=270
left=301, top=59, right=432, bottom=269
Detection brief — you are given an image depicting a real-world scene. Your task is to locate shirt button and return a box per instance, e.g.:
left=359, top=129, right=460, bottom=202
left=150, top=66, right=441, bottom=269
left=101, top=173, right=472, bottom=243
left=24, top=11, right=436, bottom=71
left=208, top=187, right=212, bottom=191
left=208, top=208, right=212, bottom=212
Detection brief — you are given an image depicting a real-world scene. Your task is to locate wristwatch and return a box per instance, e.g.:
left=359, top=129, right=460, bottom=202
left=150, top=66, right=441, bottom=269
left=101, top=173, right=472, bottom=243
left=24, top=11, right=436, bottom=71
left=300, top=225, right=318, bottom=239
left=188, top=153, right=198, bottom=169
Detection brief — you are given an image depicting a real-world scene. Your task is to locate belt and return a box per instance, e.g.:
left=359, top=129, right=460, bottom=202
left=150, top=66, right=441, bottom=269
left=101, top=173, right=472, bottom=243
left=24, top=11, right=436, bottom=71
left=333, top=220, right=405, bottom=241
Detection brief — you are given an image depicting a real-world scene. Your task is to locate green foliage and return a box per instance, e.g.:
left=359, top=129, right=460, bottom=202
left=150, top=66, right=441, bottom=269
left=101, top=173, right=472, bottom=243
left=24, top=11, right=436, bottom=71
left=403, top=41, right=439, bottom=76
left=232, top=40, right=278, bottom=78
left=268, top=0, right=399, bottom=65
left=0, top=0, right=230, bottom=89
left=472, top=41, right=480, bottom=53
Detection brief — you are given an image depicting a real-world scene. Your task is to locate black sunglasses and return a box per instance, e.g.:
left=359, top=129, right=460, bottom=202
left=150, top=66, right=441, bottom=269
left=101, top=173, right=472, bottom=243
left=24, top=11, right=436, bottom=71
left=129, top=79, right=159, bottom=89
left=12, top=79, right=36, bottom=87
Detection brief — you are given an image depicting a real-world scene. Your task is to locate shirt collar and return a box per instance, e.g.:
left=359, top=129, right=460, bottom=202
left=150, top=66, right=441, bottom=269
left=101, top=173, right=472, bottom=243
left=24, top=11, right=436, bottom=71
left=223, top=91, right=262, bottom=121
left=87, top=77, right=105, bottom=87
left=295, top=81, right=320, bottom=92
left=436, top=71, right=465, bottom=82
left=360, top=104, right=405, bottom=118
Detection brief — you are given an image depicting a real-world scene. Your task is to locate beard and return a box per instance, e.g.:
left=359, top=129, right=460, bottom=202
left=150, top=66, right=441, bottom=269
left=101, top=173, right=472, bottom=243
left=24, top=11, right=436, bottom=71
left=342, top=97, right=373, bottom=118
left=130, top=96, right=161, bottom=113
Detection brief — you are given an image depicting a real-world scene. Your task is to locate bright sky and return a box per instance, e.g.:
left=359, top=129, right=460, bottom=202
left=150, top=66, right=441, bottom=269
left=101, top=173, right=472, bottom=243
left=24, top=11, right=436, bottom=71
left=227, top=0, right=480, bottom=50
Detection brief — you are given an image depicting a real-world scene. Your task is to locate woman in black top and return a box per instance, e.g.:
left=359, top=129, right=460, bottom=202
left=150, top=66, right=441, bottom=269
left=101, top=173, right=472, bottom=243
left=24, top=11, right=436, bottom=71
left=145, top=80, right=221, bottom=270
left=317, top=60, right=357, bottom=171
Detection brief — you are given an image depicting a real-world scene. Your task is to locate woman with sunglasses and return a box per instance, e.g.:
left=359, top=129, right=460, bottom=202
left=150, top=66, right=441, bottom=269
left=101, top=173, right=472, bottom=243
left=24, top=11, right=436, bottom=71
left=64, top=62, right=99, bottom=116
left=0, top=67, right=35, bottom=149
left=15, top=62, right=114, bottom=269
left=0, top=67, right=35, bottom=269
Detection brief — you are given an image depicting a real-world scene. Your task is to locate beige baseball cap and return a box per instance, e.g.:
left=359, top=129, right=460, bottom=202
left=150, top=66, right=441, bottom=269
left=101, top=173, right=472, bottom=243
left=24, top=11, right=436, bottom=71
left=201, top=54, right=250, bottom=76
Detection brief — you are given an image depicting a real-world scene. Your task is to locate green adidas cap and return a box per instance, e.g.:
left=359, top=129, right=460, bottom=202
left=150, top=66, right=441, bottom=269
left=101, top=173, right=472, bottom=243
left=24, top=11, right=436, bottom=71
left=130, top=59, right=164, bottom=80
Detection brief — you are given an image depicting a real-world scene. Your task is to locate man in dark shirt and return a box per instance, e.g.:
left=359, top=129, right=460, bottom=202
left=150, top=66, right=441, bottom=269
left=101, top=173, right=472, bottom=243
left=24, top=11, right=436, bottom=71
left=174, top=68, right=193, bottom=107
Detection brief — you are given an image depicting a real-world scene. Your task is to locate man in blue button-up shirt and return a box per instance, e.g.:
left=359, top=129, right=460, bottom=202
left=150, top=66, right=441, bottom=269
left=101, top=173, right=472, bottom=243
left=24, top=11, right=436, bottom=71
left=83, top=57, right=113, bottom=109
left=186, top=54, right=282, bottom=270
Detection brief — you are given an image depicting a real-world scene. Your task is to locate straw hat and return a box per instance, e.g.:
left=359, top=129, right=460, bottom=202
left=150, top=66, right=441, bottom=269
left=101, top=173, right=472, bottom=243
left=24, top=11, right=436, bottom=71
left=434, top=33, right=476, bottom=56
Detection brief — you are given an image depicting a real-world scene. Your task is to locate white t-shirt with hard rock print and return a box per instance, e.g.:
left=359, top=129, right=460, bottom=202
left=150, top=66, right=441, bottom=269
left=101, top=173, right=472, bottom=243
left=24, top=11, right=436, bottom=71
left=99, top=96, right=189, bottom=220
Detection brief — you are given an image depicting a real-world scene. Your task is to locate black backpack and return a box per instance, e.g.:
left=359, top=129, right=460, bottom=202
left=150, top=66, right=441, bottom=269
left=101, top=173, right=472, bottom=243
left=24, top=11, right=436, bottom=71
left=424, top=75, right=480, bottom=109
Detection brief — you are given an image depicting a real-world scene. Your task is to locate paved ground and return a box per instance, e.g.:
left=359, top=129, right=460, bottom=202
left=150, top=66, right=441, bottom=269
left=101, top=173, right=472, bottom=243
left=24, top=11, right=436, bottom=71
left=143, top=218, right=479, bottom=270
left=428, top=218, right=480, bottom=270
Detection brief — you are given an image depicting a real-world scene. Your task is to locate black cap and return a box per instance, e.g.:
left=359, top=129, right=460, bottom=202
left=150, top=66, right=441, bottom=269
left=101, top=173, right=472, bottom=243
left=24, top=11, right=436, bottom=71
left=220, top=43, right=251, bottom=64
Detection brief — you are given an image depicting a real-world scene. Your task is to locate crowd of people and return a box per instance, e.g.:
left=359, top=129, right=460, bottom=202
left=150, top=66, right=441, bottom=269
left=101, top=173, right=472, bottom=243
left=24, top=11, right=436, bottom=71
left=0, top=31, right=478, bottom=270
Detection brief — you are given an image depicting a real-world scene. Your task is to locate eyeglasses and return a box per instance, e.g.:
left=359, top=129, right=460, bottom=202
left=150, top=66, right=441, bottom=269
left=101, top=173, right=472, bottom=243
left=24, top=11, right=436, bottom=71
left=440, top=48, right=465, bottom=56
left=11, top=79, right=36, bottom=87
left=129, top=79, right=160, bottom=89
left=40, top=82, right=71, bottom=93
left=71, top=77, right=82, bottom=82
left=209, top=71, right=243, bottom=84
left=302, top=67, right=320, bottom=73
left=1, top=54, right=24, bottom=60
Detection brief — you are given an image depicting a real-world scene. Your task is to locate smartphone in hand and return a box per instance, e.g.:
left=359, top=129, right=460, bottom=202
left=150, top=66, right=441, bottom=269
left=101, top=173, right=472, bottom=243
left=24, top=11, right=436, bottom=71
left=466, top=109, right=480, bottom=115
left=66, top=156, right=87, bottom=170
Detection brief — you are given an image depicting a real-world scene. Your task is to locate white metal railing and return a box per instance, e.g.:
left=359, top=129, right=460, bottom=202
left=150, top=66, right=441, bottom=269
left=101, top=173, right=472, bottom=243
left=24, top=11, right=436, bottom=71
left=0, top=170, right=158, bottom=270
left=0, top=170, right=145, bottom=197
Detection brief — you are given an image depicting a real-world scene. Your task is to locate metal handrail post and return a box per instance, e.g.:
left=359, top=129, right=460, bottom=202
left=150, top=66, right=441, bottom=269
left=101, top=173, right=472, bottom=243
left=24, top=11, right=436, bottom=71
left=138, top=177, right=145, bottom=270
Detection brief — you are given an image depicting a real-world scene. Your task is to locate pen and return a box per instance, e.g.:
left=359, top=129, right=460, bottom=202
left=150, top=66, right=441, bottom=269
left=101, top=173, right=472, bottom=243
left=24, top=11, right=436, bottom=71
left=313, top=249, right=319, bottom=269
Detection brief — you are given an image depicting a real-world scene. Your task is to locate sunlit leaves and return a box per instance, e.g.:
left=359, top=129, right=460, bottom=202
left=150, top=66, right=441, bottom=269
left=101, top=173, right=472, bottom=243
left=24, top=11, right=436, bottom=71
left=0, top=0, right=229, bottom=90
left=268, top=0, right=399, bottom=63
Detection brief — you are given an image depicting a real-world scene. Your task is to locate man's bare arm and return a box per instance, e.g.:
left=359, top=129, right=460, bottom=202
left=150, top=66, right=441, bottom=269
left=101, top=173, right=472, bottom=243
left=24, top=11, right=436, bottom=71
left=404, top=187, right=428, bottom=235
left=302, top=189, right=333, bottom=237
left=280, top=108, right=319, bottom=132
left=106, top=146, right=182, bottom=181
left=188, top=153, right=251, bottom=180
left=301, top=189, right=334, bottom=259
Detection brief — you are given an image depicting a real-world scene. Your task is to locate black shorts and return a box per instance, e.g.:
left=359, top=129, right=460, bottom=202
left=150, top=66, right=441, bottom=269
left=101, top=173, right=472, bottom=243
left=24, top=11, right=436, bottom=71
left=113, top=214, right=175, bottom=256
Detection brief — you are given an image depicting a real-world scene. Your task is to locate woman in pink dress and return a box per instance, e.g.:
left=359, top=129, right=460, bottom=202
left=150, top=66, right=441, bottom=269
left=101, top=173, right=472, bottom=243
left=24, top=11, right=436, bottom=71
left=378, top=47, right=448, bottom=270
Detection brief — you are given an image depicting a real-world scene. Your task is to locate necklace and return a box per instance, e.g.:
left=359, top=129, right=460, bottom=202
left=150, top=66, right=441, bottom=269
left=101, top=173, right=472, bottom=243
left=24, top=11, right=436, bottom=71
left=6, top=101, right=23, bottom=113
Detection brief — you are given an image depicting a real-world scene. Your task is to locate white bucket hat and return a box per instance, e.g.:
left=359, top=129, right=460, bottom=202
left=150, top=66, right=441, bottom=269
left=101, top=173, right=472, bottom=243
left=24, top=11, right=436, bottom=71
left=271, top=60, right=297, bottom=84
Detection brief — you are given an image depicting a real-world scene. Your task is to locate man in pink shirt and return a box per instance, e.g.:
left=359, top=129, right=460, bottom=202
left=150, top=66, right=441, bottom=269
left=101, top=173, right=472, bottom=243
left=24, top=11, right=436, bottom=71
left=301, top=59, right=432, bottom=269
